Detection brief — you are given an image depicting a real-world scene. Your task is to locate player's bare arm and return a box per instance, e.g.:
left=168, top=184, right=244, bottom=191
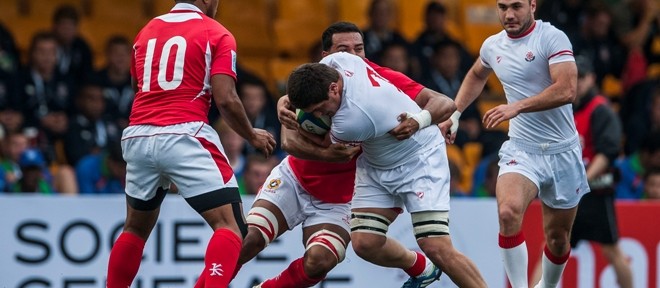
left=212, top=74, right=276, bottom=157
left=281, top=120, right=359, bottom=162
left=439, top=59, right=491, bottom=143
left=484, top=61, right=577, bottom=129
left=277, top=95, right=299, bottom=130
left=390, top=88, right=455, bottom=140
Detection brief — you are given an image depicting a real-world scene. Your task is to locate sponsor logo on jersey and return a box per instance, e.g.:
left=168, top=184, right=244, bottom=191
left=506, top=159, right=518, bottom=166
left=416, top=192, right=425, bottom=199
left=524, top=51, right=536, bottom=62
left=496, top=56, right=502, bottom=63
left=231, top=50, right=237, bottom=74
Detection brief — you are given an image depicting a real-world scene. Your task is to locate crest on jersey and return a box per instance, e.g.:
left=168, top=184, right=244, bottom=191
left=266, top=179, right=281, bottom=190
left=524, top=51, right=536, bottom=62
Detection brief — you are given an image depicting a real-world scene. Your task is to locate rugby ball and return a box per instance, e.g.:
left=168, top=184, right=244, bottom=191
left=296, top=109, right=331, bottom=135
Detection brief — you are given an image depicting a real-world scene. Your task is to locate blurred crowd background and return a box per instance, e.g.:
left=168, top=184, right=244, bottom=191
left=0, top=0, right=658, bottom=200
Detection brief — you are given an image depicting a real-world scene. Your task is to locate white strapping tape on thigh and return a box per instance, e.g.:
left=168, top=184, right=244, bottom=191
left=246, top=207, right=279, bottom=246
left=411, top=211, right=450, bottom=240
left=306, top=229, right=347, bottom=263
left=350, top=212, right=391, bottom=236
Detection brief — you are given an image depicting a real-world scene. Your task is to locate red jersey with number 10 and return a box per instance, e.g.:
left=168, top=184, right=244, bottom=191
left=130, top=4, right=237, bottom=126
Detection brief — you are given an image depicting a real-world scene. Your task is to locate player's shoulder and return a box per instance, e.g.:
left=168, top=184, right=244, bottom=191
left=483, top=30, right=507, bottom=46
left=536, top=20, right=568, bottom=38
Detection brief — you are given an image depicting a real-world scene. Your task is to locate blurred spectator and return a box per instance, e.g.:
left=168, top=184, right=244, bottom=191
left=0, top=132, right=29, bottom=191
left=423, top=40, right=482, bottom=147
left=63, top=83, right=120, bottom=166
left=412, top=1, right=473, bottom=81
left=93, top=35, right=134, bottom=129
left=448, top=159, right=468, bottom=197
left=51, top=4, right=93, bottom=83
left=238, top=154, right=279, bottom=195
left=571, top=4, right=626, bottom=88
left=644, top=168, right=660, bottom=199
left=362, top=0, right=409, bottom=62
left=616, top=129, right=660, bottom=199
left=611, top=0, right=659, bottom=91
left=620, top=80, right=659, bottom=154
left=76, top=140, right=125, bottom=194
left=471, top=155, right=499, bottom=198
left=567, top=55, right=632, bottom=288
left=237, top=76, right=282, bottom=157
left=0, top=22, right=21, bottom=131
left=17, top=31, right=74, bottom=131
left=10, top=149, right=55, bottom=194
left=215, top=119, right=247, bottom=178
left=376, top=43, right=413, bottom=77
left=0, top=21, right=20, bottom=75
left=536, top=0, right=586, bottom=38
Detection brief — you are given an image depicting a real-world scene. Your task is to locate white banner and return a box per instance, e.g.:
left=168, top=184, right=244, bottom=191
left=0, top=195, right=505, bottom=288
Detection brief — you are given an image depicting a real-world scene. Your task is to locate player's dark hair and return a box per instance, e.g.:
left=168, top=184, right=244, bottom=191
left=53, top=4, right=80, bottom=24
left=321, top=22, right=364, bottom=51
left=287, top=63, right=339, bottom=109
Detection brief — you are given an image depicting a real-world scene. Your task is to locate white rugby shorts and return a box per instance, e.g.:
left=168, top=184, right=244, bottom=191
left=121, top=121, right=238, bottom=201
left=254, top=159, right=351, bottom=233
left=351, top=142, right=451, bottom=213
left=497, top=135, right=590, bottom=209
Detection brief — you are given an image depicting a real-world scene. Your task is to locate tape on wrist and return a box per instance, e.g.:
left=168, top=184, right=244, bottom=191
left=410, top=110, right=432, bottom=129
left=449, top=111, right=461, bottom=134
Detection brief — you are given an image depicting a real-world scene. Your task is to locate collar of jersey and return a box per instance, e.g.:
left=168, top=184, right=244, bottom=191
left=507, top=20, right=537, bottom=40
left=170, top=3, right=203, bottom=14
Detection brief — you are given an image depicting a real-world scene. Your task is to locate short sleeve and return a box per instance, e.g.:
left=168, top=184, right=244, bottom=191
left=210, top=28, right=238, bottom=80
left=479, top=36, right=494, bottom=69
left=543, top=28, right=574, bottom=65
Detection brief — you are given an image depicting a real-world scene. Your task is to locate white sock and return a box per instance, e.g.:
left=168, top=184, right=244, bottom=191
left=499, top=233, right=528, bottom=288
left=536, top=246, right=569, bottom=288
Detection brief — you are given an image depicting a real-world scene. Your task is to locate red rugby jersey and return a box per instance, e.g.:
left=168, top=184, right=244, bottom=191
left=288, top=59, right=423, bottom=203
left=129, top=3, right=237, bottom=126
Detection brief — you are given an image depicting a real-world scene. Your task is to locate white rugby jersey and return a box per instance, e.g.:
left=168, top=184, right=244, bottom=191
left=320, top=52, right=442, bottom=169
left=480, top=20, right=577, bottom=143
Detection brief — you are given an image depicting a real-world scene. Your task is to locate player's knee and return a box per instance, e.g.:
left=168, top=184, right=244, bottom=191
left=303, top=245, right=339, bottom=277
left=306, top=230, right=347, bottom=264
left=498, top=205, right=523, bottom=227
left=245, top=207, right=279, bottom=247
left=546, top=232, right=570, bottom=254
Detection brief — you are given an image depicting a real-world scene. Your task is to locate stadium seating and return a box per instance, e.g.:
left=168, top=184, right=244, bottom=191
left=218, top=0, right=275, bottom=58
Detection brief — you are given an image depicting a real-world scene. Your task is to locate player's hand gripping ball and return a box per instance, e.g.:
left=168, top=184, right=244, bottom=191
left=296, top=109, right=331, bottom=135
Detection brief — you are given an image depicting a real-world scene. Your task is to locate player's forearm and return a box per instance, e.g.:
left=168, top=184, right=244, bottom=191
left=281, top=128, right=329, bottom=161
left=216, top=97, right=257, bottom=141
left=454, top=71, right=488, bottom=113
left=415, top=88, right=456, bottom=124
left=513, top=82, right=575, bottom=113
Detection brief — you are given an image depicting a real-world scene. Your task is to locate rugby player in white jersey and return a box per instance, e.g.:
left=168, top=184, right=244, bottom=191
left=439, top=1, right=589, bottom=287
left=287, top=52, right=487, bottom=288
